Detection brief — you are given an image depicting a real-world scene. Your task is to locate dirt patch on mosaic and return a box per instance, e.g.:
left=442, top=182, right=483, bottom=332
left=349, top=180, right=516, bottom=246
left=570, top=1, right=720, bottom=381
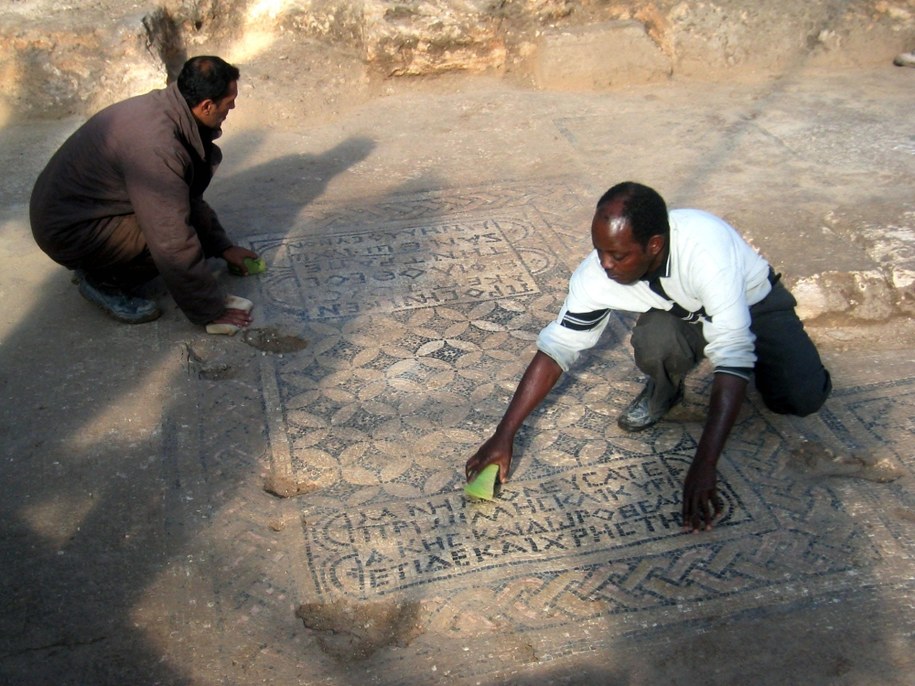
left=295, top=598, right=424, bottom=661
left=185, top=341, right=246, bottom=380
left=243, top=327, right=309, bottom=354
left=784, top=440, right=904, bottom=483
left=263, top=474, right=319, bottom=498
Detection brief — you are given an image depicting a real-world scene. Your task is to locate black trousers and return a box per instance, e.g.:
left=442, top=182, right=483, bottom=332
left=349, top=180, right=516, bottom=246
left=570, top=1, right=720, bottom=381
left=629, top=279, right=832, bottom=417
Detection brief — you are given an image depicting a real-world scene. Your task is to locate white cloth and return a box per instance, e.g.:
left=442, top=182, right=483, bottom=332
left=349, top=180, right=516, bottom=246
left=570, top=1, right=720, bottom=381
left=537, top=209, right=772, bottom=372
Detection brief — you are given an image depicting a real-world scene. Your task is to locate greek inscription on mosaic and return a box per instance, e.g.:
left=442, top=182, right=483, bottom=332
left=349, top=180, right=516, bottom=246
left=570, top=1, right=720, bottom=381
left=304, top=455, right=753, bottom=597
left=256, top=219, right=540, bottom=319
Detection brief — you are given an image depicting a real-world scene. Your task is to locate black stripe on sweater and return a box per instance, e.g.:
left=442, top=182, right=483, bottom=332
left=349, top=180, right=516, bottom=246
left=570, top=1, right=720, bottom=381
left=560, top=309, right=610, bottom=331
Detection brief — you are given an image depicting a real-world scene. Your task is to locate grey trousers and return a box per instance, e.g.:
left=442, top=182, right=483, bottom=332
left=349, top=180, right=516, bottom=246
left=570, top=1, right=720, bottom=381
left=629, top=279, right=832, bottom=417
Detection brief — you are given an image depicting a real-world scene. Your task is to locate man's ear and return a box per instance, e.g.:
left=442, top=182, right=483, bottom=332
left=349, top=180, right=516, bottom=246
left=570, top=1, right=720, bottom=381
left=191, top=99, right=213, bottom=118
left=647, top=234, right=666, bottom=257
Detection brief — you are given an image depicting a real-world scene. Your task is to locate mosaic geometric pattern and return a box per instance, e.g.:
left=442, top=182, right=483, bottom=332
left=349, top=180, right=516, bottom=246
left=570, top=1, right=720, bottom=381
left=248, top=181, right=915, bottom=651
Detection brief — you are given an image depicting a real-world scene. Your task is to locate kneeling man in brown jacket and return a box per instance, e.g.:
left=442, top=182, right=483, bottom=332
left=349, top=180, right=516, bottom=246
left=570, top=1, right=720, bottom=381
left=30, top=55, right=258, bottom=330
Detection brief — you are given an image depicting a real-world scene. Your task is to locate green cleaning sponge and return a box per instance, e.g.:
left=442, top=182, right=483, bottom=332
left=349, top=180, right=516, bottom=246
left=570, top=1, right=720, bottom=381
left=464, top=464, right=499, bottom=501
left=229, top=257, right=267, bottom=276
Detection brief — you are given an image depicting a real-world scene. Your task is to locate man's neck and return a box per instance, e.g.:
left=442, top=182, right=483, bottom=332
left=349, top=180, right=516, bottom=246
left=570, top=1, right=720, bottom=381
left=643, top=244, right=670, bottom=281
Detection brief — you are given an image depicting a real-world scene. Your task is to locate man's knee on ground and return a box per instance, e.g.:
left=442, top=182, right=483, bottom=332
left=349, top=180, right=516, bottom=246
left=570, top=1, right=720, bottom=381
left=760, top=370, right=832, bottom=417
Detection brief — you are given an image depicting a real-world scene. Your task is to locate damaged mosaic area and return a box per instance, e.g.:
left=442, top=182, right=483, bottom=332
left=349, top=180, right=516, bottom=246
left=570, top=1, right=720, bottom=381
left=247, top=181, right=914, bottom=652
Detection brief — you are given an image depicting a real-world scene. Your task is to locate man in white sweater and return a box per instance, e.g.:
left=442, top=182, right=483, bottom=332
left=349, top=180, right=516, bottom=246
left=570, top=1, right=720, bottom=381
left=465, top=181, right=831, bottom=532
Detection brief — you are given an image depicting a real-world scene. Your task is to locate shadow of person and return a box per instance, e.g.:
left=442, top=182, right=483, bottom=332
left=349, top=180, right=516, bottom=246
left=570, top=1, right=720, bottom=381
left=0, top=131, right=376, bottom=685
left=212, top=134, right=377, bottom=239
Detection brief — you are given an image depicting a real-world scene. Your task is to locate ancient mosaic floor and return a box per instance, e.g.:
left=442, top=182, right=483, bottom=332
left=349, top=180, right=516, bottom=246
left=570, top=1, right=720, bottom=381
left=243, top=180, right=914, bottom=670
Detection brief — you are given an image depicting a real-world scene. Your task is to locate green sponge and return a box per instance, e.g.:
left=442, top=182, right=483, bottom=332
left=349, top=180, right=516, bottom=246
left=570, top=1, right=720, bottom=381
left=464, top=464, right=499, bottom=501
left=229, top=257, right=267, bottom=276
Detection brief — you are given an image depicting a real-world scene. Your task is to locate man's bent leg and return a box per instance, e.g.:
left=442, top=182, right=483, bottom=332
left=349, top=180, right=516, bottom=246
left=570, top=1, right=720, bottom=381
left=77, top=215, right=158, bottom=290
left=619, top=310, right=705, bottom=431
left=85, top=249, right=159, bottom=293
left=750, top=281, right=831, bottom=416
left=73, top=216, right=161, bottom=324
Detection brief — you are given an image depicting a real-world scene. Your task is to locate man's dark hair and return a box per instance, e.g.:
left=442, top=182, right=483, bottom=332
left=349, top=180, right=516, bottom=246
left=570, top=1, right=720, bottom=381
left=596, top=182, right=669, bottom=248
left=177, top=56, right=240, bottom=107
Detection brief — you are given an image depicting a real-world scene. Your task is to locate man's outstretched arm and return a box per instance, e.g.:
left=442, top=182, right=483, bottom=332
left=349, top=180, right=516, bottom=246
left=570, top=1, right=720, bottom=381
left=465, top=351, right=563, bottom=484
left=682, top=372, right=747, bottom=532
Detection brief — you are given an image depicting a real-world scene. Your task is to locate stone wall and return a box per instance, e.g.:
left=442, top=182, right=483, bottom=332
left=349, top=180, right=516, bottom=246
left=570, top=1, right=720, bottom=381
left=2, top=0, right=914, bottom=122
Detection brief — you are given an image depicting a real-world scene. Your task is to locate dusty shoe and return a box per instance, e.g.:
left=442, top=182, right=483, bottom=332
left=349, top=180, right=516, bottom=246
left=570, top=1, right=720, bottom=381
left=617, top=380, right=683, bottom=432
left=77, top=276, right=161, bottom=324
left=893, top=51, right=915, bottom=67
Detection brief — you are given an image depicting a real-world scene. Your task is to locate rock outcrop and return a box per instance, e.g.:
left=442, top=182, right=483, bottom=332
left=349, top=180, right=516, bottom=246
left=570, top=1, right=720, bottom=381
left=2, top=0, right=914, bottom=122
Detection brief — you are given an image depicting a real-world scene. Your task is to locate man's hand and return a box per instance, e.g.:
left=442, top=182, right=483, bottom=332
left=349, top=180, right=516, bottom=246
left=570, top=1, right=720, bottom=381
left=465, top=433, right=514, bottom=485
left=209, top=306, right=253, bottom=330
left=681, top=372, right=747, bottom=533
left=464, top=351, right=564, bottom=487
left=682, top=458, right=723, bottom=532
left=222, top=245, right=259, bottom=275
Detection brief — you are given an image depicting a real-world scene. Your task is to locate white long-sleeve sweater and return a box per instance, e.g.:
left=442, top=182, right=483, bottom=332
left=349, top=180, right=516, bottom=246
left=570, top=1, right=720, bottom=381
left=536, top=209, right=773, bottom=376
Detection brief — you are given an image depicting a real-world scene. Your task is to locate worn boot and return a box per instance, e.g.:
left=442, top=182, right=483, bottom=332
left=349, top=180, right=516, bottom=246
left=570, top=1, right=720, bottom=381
left=617, top=379, right=684, bottom=432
